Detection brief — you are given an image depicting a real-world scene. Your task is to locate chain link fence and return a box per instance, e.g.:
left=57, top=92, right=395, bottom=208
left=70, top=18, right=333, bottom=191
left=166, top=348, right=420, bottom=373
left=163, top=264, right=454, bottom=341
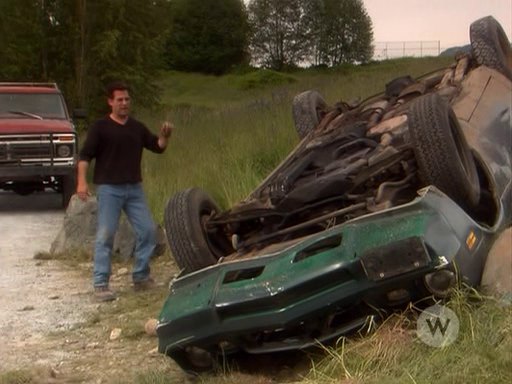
left=373, top=41, right=441, bottom=60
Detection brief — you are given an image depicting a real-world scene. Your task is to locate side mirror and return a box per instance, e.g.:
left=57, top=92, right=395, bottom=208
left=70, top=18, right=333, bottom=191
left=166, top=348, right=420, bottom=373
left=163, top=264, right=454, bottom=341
left=73, top=108, right=87, bottom=119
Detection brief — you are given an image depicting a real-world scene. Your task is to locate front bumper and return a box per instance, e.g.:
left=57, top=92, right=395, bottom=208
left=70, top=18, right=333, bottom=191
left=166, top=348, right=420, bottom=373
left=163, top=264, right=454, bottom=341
left=0, top=163, right=75, bottom=182
left=157, top=187, right=491, bottom=371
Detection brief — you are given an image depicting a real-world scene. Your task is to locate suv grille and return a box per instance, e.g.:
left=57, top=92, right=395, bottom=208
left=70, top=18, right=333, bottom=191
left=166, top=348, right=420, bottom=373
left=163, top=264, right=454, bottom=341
left=1, top=143, right=52, bottom=159
left=0, top=134, right=75, bottom=164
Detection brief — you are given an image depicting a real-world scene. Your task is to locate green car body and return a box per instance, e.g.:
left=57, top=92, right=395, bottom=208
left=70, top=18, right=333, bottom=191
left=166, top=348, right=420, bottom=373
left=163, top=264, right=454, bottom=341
left=158, top=186, right=506, bottom=371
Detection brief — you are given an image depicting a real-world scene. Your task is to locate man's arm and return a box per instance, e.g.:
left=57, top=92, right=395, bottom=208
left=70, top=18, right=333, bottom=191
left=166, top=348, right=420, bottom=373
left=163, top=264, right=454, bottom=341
left=76, top=160, right=90, bottom=201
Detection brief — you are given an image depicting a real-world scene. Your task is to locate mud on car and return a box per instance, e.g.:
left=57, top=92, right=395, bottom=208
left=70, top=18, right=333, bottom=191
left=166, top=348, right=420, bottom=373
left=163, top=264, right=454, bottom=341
left=0, top=83, right=84, bottom=207
left=157, top=16, right=512, bottom=372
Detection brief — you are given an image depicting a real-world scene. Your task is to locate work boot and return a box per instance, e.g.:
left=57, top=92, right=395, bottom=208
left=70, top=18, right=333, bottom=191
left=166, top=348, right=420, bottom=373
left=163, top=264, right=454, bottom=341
left=133, top=277, right=156, bottom=292
left=94, top=286, right=117, bottom=302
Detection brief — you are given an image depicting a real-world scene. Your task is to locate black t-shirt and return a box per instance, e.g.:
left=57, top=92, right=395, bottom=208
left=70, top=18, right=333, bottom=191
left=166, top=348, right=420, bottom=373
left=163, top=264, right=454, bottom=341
left=79, top=116, right=163, bottom=184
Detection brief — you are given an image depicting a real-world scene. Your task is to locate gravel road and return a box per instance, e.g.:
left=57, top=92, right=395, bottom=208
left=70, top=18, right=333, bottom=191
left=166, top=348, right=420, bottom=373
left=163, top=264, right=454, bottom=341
left=0, top=191, right=95, bottom=371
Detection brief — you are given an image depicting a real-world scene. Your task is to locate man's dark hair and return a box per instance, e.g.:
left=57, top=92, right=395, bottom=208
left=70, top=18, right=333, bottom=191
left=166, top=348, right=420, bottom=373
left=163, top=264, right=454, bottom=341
left=106, top=81, right=130, bottom=99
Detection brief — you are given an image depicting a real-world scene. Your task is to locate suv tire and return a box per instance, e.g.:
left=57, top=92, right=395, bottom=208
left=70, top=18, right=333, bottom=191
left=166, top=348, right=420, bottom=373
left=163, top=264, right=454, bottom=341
left=292, top=90, right=327, bottom=139
left=408, top=93, right=480, bottom=210
left=164, top=188, right=233, bottom=273
left=470, top=15, right=512, bottom=80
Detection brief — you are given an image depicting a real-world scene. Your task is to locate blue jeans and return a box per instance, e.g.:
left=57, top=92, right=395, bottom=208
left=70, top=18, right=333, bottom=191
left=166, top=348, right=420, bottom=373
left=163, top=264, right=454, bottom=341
left=94, top=183, right=156, bottom=287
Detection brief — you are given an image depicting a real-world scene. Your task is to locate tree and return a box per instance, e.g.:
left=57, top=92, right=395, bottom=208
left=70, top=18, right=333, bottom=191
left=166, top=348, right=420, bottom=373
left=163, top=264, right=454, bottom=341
left=48, top=0, right=170, bottom=114
left=247, top=0, right=373, bottom=69
left=165, top=0, right=249, bottom=74
left=247, top=0, right=309, bottom=70
left=0, top=0, right=170, bottom=116
left=303, top=0, right=374, bottom=66
left=0, top=0, right=46, bottom=80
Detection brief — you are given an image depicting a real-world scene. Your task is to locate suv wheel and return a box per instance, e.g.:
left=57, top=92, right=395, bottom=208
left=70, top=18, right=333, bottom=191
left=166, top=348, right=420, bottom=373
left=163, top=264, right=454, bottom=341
left=408, top=93, right=480, bottom=211
left=164, top=188, right=233, bottom=274
left=292, top=90, right=327, bottom=139
left=470, top=15, right=512, bottom=80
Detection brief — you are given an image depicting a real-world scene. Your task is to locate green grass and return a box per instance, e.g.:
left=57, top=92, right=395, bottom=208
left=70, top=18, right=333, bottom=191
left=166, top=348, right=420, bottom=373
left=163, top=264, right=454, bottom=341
left=302, top=290, right=512, bottom=384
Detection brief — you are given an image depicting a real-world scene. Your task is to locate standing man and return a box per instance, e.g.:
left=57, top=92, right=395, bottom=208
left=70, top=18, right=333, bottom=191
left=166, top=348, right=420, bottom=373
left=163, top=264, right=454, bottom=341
left=77, top=81, right=172, bottom=302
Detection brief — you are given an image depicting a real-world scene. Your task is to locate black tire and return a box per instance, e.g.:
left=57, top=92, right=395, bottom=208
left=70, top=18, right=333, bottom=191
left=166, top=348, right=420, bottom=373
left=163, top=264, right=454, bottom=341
left=61, top=173, right=76, bottom=208
left=292, top=90, right=327, bottom=139
left=164, top=188, right=232, bottom=273
left=408, top=93, right=480, bottom=210
left=470, top=15, right=512, bottom=80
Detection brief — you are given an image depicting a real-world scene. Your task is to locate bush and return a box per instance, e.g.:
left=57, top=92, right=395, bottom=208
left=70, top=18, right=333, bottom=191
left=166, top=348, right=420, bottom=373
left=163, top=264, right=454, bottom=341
left=236, top=69, right=297, bottom=90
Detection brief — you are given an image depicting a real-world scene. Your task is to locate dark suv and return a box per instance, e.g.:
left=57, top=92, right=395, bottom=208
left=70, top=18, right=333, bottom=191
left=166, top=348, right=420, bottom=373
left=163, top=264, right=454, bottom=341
left=157, top=16, right=511, bottom=372
left=0, top=82, right=82, bottom=207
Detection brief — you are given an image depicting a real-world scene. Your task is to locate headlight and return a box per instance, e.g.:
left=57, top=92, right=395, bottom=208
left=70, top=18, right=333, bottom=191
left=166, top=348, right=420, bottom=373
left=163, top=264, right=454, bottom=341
left=56, top=144, right=72, bottom=157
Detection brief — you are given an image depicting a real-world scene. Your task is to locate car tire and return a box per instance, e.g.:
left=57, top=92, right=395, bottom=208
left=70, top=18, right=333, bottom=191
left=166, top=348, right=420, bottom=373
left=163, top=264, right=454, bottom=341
left=408, top=93, right=480, bottom=210
left=164, top=188, right=232, bottom=273
left=470, top=15, right=512, bottom=81
left=61, top=174, right=76, bottom=208
left=292, top=90, right=327, bottom=139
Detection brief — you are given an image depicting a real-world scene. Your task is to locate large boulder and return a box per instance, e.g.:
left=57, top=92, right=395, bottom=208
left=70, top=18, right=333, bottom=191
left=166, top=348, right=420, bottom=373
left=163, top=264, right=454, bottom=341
left=50, top=195, right=167, bottom=260
left=480, top=227, right=512, bottom=297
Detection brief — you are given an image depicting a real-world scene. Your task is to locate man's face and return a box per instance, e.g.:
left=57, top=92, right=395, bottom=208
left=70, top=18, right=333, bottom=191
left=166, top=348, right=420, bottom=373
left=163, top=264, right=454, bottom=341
left=108, top=90, right=131, bottom=118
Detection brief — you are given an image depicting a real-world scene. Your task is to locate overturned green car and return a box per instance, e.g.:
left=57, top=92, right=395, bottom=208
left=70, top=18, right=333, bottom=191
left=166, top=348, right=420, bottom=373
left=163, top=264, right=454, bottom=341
left=157, top=16, right=511, bottom=372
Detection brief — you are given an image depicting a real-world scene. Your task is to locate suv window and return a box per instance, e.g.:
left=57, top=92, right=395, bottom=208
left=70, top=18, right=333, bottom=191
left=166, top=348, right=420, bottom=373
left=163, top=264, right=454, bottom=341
left=0, top=93, right=68, bottom=119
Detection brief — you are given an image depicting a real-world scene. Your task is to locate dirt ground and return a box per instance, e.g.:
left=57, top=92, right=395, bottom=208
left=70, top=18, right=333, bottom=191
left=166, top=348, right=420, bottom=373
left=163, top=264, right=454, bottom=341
left=0, top=191, right=188, bottom=383
left=0, top=191, right=309, bottom=384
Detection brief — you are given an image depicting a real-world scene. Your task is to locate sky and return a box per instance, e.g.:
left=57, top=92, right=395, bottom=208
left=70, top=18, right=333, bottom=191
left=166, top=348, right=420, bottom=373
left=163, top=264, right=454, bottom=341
left=363, top=0, right=512, bottom=51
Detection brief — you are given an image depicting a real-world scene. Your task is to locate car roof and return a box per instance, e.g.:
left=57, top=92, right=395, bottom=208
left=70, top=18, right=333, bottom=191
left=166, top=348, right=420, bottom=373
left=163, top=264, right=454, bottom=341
left=0, top=82, right=61, bottom=94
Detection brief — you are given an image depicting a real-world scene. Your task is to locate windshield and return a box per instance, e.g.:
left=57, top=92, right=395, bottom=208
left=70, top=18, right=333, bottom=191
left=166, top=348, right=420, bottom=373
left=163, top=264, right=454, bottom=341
left=0, top=93, right=68, bottom=119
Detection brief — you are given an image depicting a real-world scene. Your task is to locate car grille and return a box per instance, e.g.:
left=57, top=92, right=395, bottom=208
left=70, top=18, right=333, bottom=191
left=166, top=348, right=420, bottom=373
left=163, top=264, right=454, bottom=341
left=0, top=143, right=52, bottom=159
left=0, top=134, right=75, bottom=164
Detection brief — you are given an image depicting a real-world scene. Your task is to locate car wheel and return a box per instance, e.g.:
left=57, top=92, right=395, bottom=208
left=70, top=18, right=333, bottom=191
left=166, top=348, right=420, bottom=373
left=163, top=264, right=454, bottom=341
left=408, top=93, right=480, bottom=210
left=164, top=188, right=232, bottom=273
left=292, top=90, right=327, bottom=139
left=61, top=174, right=76, bottom=208
left=470, top=15, right=512, bottom=81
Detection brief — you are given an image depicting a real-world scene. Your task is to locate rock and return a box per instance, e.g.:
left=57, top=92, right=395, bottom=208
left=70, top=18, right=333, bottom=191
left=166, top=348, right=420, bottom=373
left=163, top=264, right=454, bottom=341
left=48, top=295, right=60, bottom=300
left=481, top=228, right=512, bottom=297
left=50, top=194, right=167, bottom=260
left=117, top=267, right=129, bottom=276
left=48, top=365, right=59, bottom=378
left=19, top=305, right=35, bottom=311
left=148, top=347, right=159, bottom=355
left=144, top=318, right=158, bottom=336
left=109, top=328, right=122, bottom=341
left=33, top=251, right=53, bottom=260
